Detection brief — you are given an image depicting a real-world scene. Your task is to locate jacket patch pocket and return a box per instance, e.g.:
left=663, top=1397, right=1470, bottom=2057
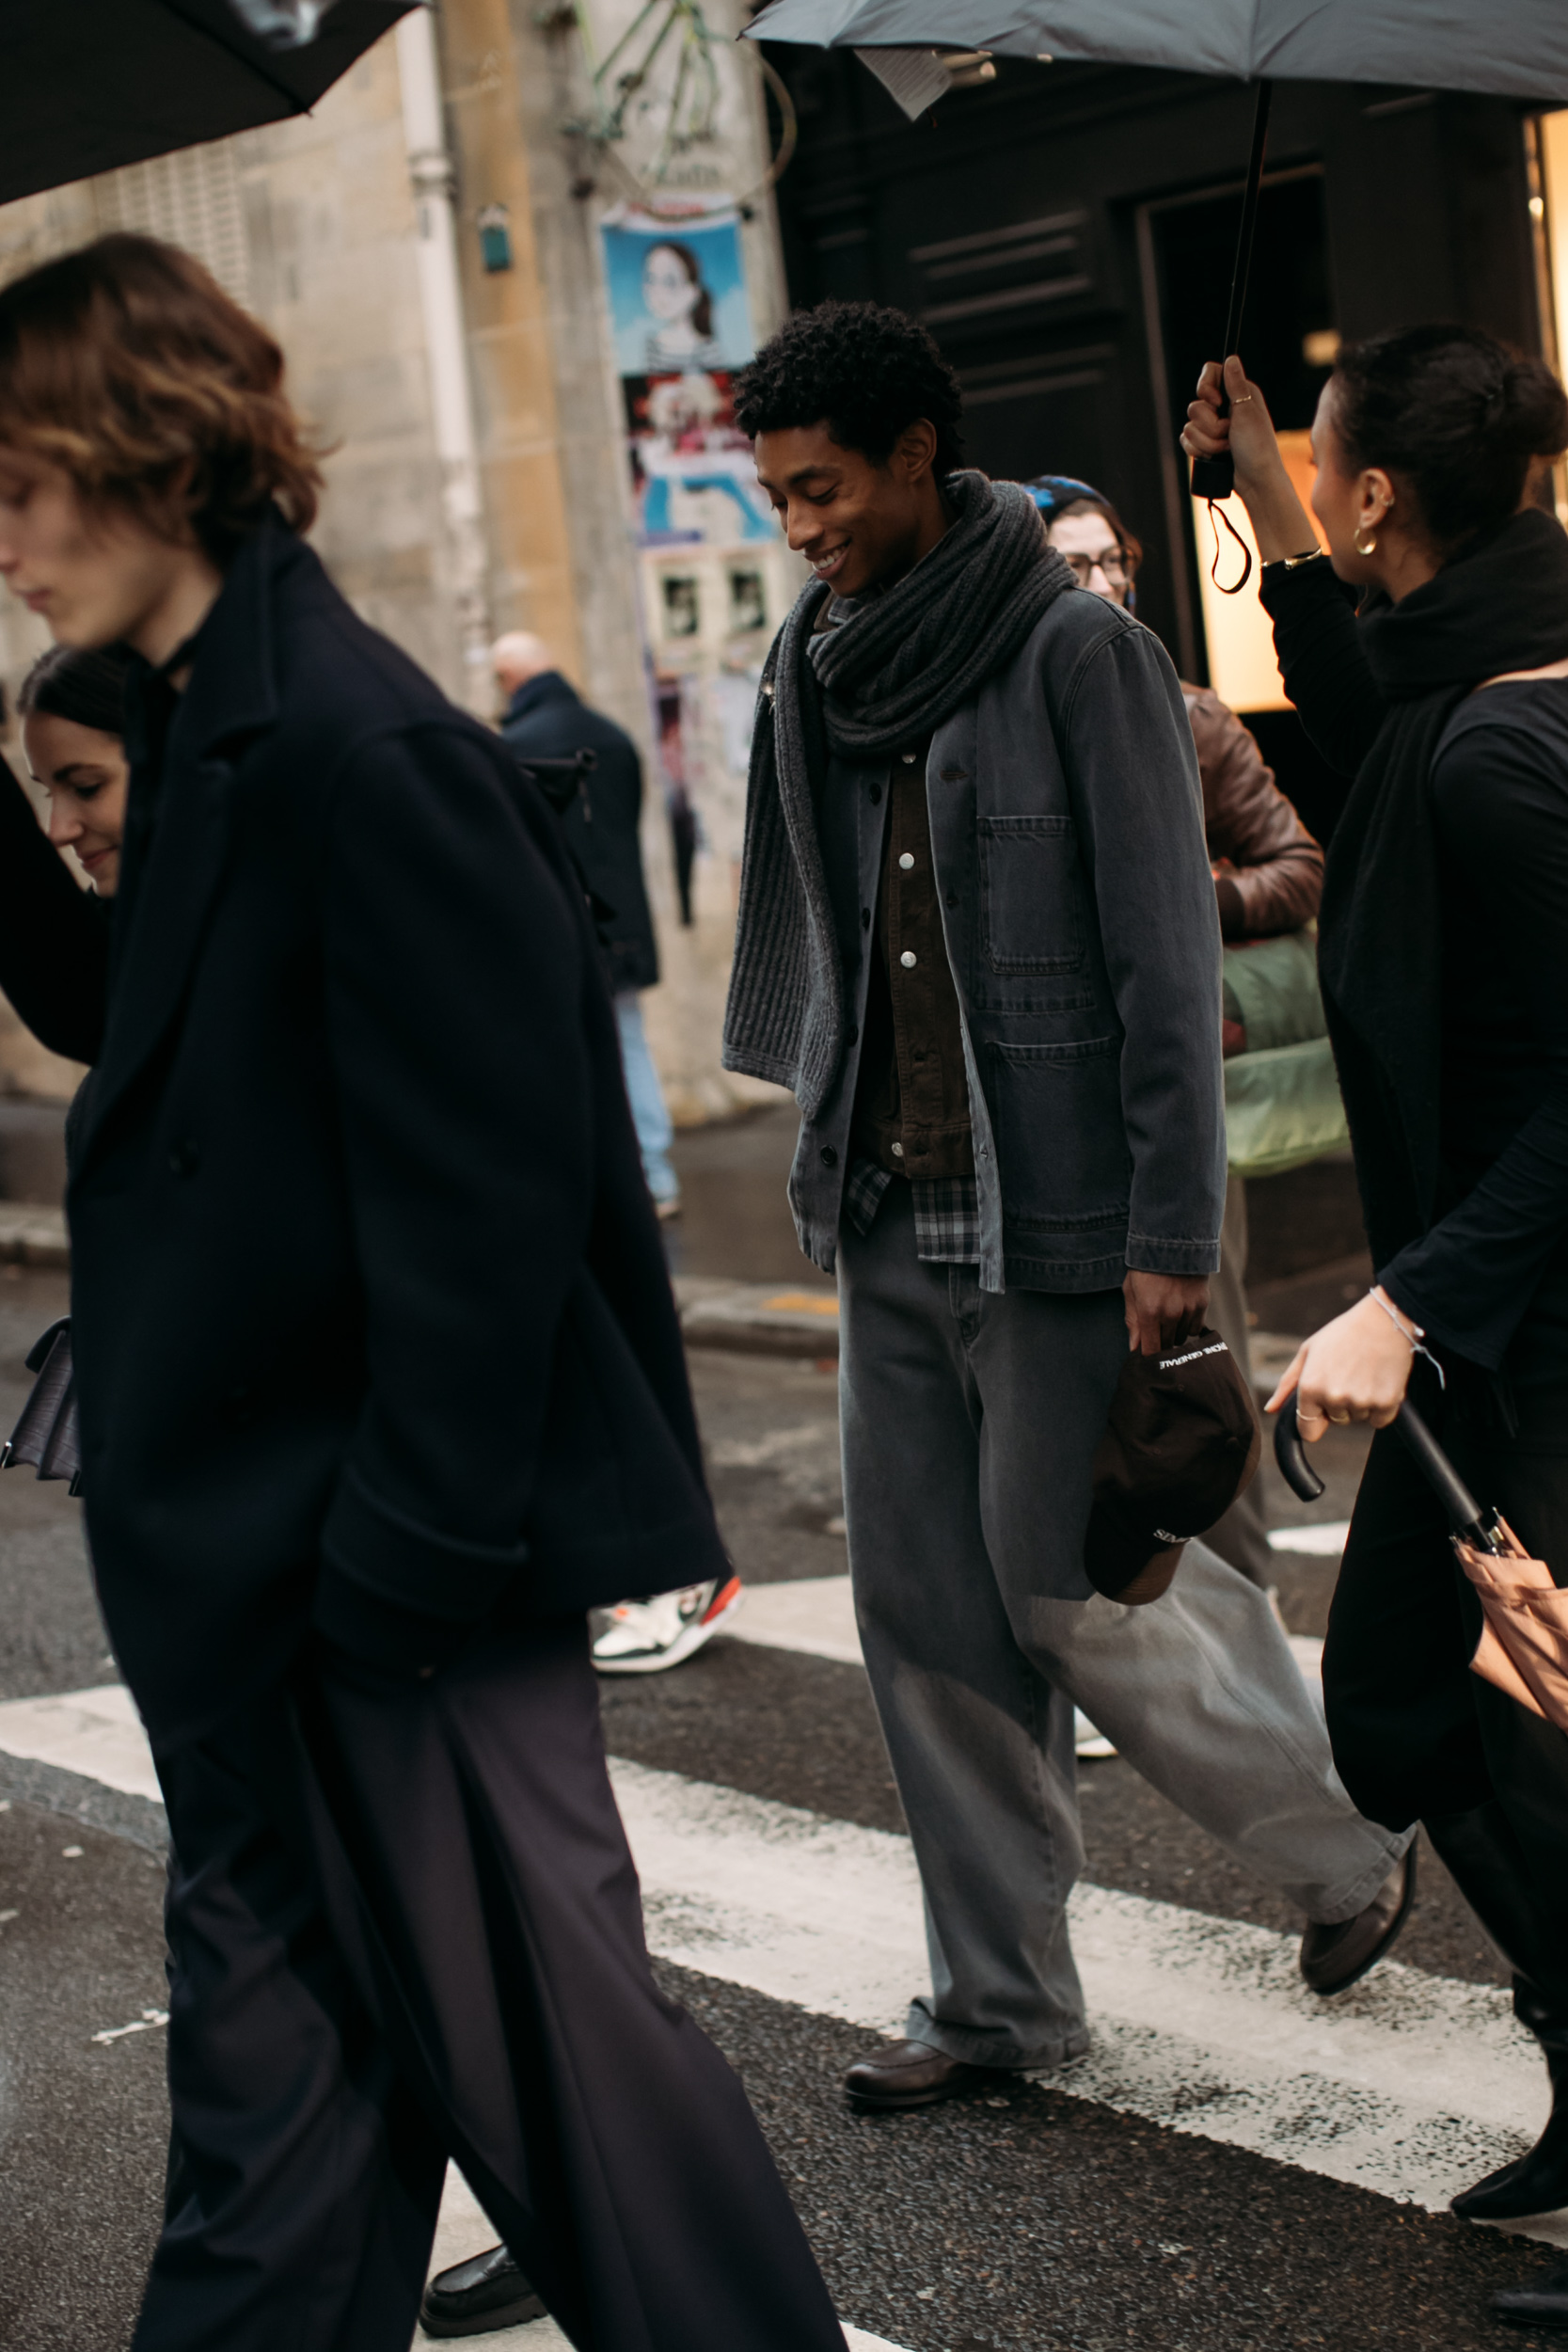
left=988, top=1035, right=1132, bottom=1232
left=977, top=815, right=1085, bottom=976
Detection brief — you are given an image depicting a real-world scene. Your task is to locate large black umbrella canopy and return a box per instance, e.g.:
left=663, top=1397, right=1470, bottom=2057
left=0, top=0, right=419, bottom=209
left=745, top=0, right=1568, bottom=498
left=743, top=0, right=1568, bottom=105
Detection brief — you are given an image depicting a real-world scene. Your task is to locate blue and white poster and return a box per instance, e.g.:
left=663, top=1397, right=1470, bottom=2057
left=600, top=207, right=755, bottom=379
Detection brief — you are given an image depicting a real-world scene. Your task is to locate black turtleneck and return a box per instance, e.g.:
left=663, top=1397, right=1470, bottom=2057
left=1262, top=536, right=1568, bottom=1383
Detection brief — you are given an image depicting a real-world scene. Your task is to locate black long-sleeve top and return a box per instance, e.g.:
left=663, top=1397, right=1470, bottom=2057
left=1261, top=559, right=1568, bottom=1382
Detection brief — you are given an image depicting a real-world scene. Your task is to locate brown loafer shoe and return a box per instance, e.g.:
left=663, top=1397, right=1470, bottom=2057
left=844, top=2037, right=998, bottom=2109
left=1300, top=1846, right=1417, bottom=1996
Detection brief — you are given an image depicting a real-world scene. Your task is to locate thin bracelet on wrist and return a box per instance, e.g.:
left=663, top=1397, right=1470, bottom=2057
left=1260, top=547, right=1325, bottom=573
left=1368, top=1286, right=1447, bottom=1390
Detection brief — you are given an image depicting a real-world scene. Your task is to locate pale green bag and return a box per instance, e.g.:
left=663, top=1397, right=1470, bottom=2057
left=1221, top=930, right=1349, bottom=1178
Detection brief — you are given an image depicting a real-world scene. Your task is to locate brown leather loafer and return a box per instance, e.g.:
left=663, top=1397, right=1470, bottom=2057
left=844, top=2037, right=999, bottom=2109
left=1299, top=1846, right=1417, bottom=1995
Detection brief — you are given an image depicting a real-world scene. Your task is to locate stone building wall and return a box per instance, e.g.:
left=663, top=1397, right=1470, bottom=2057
left=0, top=2, right=795, bottom=1128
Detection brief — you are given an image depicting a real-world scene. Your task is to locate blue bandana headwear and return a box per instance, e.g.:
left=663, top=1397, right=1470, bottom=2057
left=1024, top=475, right=1137, bottom=612
left=1024, top=474, right=1106, bottom=523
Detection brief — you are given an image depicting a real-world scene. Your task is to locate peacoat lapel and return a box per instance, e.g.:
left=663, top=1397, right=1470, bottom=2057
left=73, top=522, right=285, bottom=1178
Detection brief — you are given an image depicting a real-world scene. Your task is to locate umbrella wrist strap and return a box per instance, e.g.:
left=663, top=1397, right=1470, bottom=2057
left=1369, top=1286, right=1446, bottom=1390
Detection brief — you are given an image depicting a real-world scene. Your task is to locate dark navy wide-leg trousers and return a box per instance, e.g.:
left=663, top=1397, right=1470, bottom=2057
left=135, top=1621, right=843, bottom=2352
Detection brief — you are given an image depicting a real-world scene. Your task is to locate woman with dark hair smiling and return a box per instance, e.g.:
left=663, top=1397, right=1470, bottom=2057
left=16, top=644, right=134, bottom=896
left=1185, top=329, right=1568, bottom=2318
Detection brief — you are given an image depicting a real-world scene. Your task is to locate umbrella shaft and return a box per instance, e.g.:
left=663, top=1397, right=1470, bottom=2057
left=1217, top=78, right=1273, bottom=405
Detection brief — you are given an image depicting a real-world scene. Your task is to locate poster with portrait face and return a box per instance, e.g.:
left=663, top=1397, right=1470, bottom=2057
left=600, top=208, right=755, bottom=379
left=600, top=203, right=781, bottom=886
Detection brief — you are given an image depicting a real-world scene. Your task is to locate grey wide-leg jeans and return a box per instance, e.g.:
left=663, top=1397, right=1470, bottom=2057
left=837, top=1184, right=1412, bottom=2072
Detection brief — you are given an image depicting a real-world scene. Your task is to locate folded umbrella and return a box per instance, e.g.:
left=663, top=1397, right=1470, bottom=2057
left=1275, top=1394, right=1568, bottom=1738
left=1458, top=1534, right=1568, bottom=1734
left=0, top=0, right=418, bottom=210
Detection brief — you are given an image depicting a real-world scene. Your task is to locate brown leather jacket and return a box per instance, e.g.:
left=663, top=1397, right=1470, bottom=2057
left=1182, top=684, right=1323, bottom=938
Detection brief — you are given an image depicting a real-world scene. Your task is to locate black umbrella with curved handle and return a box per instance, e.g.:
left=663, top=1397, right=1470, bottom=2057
left=1274, top=1388, right=1506, bottom=1556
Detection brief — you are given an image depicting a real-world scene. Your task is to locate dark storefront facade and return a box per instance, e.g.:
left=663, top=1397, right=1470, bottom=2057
left=765, top=56, right=1545, bottom=771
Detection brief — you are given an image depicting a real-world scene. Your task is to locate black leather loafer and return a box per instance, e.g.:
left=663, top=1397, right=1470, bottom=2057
left=420, top=2244, right=546, bottom=2338
left=1451, top=2108, right=1568, bottom=2222
left=1454, top=1983, right=1568, bottom=2222
left=844, top=2037, right=1000, bottom=2109
left=1491, top=2260, right=1568, bottom=2329
left=1299, top=1847, right=1416, bottom=1995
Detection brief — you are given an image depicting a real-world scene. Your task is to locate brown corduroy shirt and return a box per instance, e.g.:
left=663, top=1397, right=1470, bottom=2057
left=849, top=740, right=975, bottom=1181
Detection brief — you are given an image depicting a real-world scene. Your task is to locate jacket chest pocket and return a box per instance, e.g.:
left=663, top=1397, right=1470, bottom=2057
left=977, top=816, right=1085, bottom=976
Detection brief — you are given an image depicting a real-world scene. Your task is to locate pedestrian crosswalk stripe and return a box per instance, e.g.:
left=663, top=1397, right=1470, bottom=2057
left=5, top=1686, right=1563, bottom=2258
left=608, top=1757, right=1567, bottom=2251
left=1268, top=1521, right=1352, bottom=1555
left=724, top=1570, right=1328, bottom=1690
left=0, top=1681, right=159, bottom=1801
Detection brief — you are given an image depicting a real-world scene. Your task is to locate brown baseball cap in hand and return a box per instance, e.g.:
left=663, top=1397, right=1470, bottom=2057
left=1085, top=1328, right=1261, bottom=1605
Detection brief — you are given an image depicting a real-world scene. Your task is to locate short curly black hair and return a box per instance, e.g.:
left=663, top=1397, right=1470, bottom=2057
left=733, top=300, right=964, bottom=473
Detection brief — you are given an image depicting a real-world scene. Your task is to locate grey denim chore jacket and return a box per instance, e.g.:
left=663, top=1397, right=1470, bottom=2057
left=786, top=591, right=1227, bottom=1295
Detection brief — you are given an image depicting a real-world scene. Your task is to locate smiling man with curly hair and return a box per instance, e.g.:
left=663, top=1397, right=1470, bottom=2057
left=723, top=299, right=1416, bottom=2117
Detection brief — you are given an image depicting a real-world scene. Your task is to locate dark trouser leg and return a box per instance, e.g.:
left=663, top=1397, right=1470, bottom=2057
left=1321, top=1383, right=1490, bottom=1833
left=1204, top=1174, right=1274, bottom=1588
left=301, top=1619, right=845, bottom=2352
left=1324, top=1374, right=1568, bottom=2218
left=1441, top=1386, right=1568, bottom=2218
left=836, top=1185, right=1091, bottom=2070
left=135, top=1709, right=447, bottom=2352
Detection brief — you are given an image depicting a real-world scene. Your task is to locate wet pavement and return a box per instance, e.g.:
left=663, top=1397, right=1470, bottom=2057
left=1, top=1134, right=1560, bottom=2352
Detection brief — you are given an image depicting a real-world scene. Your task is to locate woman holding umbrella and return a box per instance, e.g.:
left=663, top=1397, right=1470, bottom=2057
left=1183, top=328, right=1568, bottom=2314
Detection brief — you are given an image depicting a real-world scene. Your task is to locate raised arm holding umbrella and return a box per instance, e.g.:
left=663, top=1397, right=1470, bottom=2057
left=1183, top=327, right=1568, bottom=2323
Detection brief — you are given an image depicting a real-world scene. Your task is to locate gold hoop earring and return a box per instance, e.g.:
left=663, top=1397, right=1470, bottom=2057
left=1354, top=525, right=1378, bottom=556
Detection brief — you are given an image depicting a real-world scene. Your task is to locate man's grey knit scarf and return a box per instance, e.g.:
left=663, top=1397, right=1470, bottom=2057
left=722, top=470, right=1073, bottom=1118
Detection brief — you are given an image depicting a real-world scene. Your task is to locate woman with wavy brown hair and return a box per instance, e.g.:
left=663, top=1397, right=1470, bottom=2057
left=0, top=234, right=844, bottom=2352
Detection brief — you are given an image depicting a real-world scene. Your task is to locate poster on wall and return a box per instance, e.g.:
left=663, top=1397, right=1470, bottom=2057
left=600, top=206, right=755, bottom=377
left=599, top=200, right=794, bottom=927
left=620, top=369, right=774, bottom=547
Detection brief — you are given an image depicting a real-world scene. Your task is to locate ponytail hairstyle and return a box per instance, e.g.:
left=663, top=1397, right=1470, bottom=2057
left=17, top=642, right=133, bottom=740
left=1329, top=325, right=1568, bottom=555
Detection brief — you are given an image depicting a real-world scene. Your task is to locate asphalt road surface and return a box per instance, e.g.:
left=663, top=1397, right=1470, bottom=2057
left=1, top=1255, right=1563, bottom=2352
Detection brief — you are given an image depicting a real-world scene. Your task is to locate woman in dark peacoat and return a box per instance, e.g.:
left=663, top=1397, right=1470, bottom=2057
left=0, top=232, right=844, bottom=2352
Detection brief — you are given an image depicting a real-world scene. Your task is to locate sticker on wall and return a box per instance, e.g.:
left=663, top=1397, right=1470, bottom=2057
left=660, top=574, right=702, bottom=641
left=597, top=198, right=795, bottom=930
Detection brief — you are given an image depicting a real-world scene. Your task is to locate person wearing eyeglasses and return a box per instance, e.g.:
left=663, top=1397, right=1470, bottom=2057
left=1028, top=476, right=1325, bottom=1596
left=1027, top=477, right=1324, bottom=946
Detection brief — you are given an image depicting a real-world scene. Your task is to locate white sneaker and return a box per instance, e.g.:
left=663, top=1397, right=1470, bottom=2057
left=1074, top=1708, right=1116, bottom=1758
left=591, top=1574, right=743, bottom=1675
